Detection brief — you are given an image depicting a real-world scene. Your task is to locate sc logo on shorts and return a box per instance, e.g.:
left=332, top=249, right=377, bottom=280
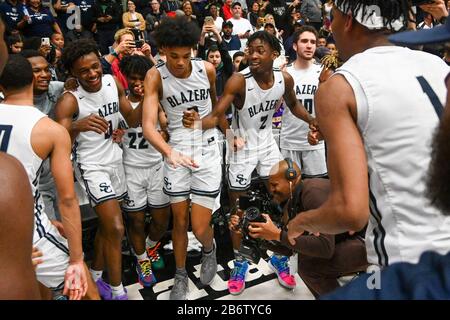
left=124, top=195, right=135, bottom=208
left=99, top=182, right=113, bottom=193
left=236, top=174, right=248, bottom=186
left=164, top=177, right=172, bottom=191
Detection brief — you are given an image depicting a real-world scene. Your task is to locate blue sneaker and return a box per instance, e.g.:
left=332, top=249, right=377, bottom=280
left=228, top=260, right=248, bottom=295
left=136, top=259, right=157, bottom=287
left=96, top=278, right=112, bottom=300
left=269, top=255, right=296, bottom=290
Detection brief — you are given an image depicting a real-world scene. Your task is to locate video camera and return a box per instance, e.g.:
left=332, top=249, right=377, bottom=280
left=237, top=190, right=287, bottom=264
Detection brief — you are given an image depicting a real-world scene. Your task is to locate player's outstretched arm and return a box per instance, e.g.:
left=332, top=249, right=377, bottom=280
left=287, top=75, right=369, bottom=244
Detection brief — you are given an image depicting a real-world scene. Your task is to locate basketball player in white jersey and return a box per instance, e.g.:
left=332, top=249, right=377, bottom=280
left=119, top=55, right=171, bottom=287
left=55, top=39, right=143, bottom=300
left=183, top=31, right=316, bottom=295
left=281, top=26, right=327, bottom=179
left=288, top=0, right=450, bottom=268
left=0, top=55, right=99, bottom=300
left=142, top=17, right=225, bottom=300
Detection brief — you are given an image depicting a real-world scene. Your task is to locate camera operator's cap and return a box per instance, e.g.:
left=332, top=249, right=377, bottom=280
left=389, top=17, right=450, bottom=45
left=223, top=20, right=233, bottom=28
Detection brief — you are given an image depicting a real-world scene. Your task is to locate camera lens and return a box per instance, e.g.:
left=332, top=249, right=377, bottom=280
left=245, top=207, right=260, bottom=221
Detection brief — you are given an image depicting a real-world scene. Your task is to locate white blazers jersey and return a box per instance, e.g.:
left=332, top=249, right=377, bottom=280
left=157, top=59, right=216, bottom=147
left=281, top=62, right=324, bottom=151
left=233, top=67, right=285, bottom=151
left=70, top=74, right=122, bottom=167
left=336, top=46, right=450, bottom=266
left=122, top=100, right=162, bottom=167
left=0, top=104, right=52, bottom=242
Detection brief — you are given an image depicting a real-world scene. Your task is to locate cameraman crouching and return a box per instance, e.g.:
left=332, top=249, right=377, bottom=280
left=230, top=159, right=369, bottom=298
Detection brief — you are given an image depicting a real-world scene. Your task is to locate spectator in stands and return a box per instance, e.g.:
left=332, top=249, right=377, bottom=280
left=264, top=13, right=283, bottom=40
left=247, top=1, right=259, bottom=28
left=326, top=41, right=336, bottom=55
left=227, top=2, right=253, bottom=48
left=300, top=0, right=323, bottom=32
left=181, top=0, right=199, bottom=26
left=264, top=0, right=289, bottom=36
left=110, top=28, right=155, bottom=90
left=161, top=0, right=181, bottom=15
left=74, top=0, right=95, bottom=34
left=51, top=32, right=65, bottom=49
left=221, top=20, right=241, bottom=53
left=284, top=5, right=302, bottom=37
left=317, top=36, right=326, bottom=48
left=93, top=0, right=122, bottom=54
left=0, top=0, right=28, bottom=36
left=145, top=0, right=166, bottom=33
left=232, top=50, right=244, bottom=72
left=6, top=33, right=23, bottom=53
left=23, top=0, right=62, bottom=38
left=199, top=21, right=232, bottom=97
left=222, top=0, right=233, bottom=20
left=53, top=0, right=76, bottom=34
left=123, top=1, right=146, bottom=31
left=208, top=3, right=223, bottom=32
left=284, top=19, right=305, bottom=62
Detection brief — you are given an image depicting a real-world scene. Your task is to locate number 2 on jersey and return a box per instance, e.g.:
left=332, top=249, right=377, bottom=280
left=259, top=115, right=268, bottom=129
left=0, top=125, right=13, bottom=152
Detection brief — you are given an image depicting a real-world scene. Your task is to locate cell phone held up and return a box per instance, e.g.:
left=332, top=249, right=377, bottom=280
left=41, top=37, right=50, bottom=46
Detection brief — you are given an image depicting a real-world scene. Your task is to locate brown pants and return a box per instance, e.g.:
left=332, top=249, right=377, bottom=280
left=298, top=236, right=369, bottom=299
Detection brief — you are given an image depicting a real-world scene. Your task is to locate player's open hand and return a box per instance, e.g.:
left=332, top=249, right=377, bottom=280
left=63, top=261, right=88, bottom=300
left=167, top=149, right=198, bottom=169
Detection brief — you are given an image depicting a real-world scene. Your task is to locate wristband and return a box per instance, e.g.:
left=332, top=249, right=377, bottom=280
left=111, top=50, right=119, bottom=58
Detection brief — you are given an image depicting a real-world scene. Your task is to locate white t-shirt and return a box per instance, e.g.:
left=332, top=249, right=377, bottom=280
left=227, top=17, right=253, bottom=48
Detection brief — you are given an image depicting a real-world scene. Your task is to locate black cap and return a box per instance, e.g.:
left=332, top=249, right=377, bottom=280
left=231, top=1, right=242, bottom=8
left=222, top=20, right=233, bottom=28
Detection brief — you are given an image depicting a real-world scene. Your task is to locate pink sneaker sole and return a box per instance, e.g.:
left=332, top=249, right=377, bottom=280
left=268, top=260, right=296, bottom=290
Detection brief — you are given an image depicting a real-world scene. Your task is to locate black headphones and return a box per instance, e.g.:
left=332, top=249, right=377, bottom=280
left=284, top=158, right=297, bottom=181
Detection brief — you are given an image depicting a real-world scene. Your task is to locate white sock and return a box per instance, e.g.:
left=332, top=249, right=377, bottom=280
left=90, top=268, right=103, bottom=282
left=135, top=252, right=148, bottom=261
left=111, top=283, right=125, bottom=297
left=146, top=236, right=158, bottom=248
